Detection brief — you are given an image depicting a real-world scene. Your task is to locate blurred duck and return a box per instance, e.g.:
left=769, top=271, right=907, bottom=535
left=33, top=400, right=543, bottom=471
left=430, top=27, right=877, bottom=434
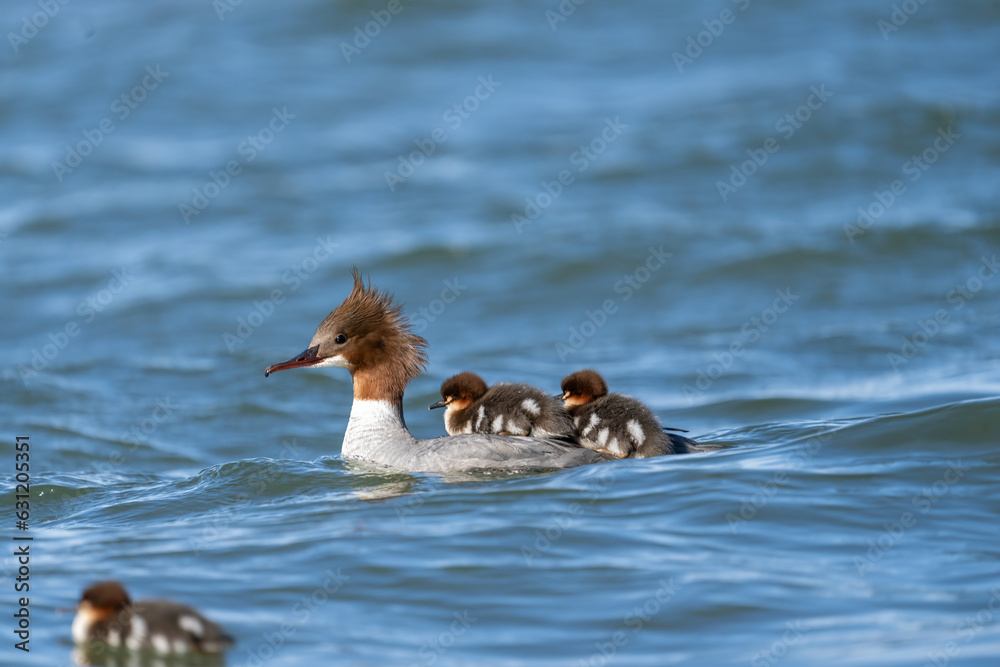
left=430, top=371, right=576, bottom=441
left=72, top=580, right=233, bottom=656
left=558, top=369, right=699, bottom=458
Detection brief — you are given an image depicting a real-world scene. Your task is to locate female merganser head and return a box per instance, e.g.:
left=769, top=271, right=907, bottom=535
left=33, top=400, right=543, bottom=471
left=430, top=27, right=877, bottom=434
left=72, top=581, right=233, bottom=655
left=558, top=369, right=700, bottom=458
left=265, top=269, right=610, bottom=472
left=430, top=371, right=576, bottom=440
left=263, top=268, right=428, bottom=403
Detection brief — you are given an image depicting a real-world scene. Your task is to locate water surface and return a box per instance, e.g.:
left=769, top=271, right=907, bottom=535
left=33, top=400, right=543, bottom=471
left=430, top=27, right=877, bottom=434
left=2, top=0, right=999, bottom=665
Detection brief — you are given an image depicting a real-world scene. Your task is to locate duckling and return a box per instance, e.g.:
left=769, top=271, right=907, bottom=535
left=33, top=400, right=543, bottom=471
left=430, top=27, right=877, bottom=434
left=429, top=371, right=576, bottom=441
left=558, top=369, right=698, bottom=458
left=72, top=580, right=234, bottom=655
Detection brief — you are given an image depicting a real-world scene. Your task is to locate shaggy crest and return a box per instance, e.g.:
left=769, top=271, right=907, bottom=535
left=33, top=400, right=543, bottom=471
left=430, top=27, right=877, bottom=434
left=311, top=268, right=429, bottom=400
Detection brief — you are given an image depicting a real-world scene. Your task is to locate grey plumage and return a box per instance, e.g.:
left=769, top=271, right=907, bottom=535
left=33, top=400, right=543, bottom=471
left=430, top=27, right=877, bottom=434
left=346, top=400, right=611, bottom=472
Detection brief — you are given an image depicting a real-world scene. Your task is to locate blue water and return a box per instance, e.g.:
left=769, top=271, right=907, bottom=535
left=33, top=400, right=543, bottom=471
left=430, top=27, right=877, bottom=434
left=2, top=0, right=1000, bottom=665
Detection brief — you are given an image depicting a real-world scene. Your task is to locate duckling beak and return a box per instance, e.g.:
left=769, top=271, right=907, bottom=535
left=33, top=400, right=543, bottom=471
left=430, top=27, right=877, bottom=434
left=552, top=393, right=567, bottom=400
left=428, top=399, right=449, bottom=410
left=265, top=345, right=322, bottom=377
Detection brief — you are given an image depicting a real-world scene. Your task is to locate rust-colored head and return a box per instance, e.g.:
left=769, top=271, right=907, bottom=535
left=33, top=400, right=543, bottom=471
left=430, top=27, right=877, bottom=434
left=77, top=580, right=131, bottom=624
left=265, top=268, right=428, bottom=401
left=80, top=581, right=131, bottom=610
left=558, top=369, right=609, bottom=408
left=428, top=372, right=488, bottom=411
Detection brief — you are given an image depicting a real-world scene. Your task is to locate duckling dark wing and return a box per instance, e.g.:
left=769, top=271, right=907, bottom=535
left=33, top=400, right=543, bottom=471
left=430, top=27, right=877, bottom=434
left=134, top=600, right=234, bottom=654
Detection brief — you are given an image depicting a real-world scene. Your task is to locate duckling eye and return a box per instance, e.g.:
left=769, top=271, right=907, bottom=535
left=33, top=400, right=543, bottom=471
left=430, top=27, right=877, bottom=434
left=334, top=334, right=347, bottom=344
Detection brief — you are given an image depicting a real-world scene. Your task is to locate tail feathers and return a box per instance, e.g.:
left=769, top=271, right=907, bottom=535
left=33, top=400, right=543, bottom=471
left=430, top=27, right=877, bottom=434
left=191, top=625, right=235, bottom=654
left=666, top=433, right=702, bottom=454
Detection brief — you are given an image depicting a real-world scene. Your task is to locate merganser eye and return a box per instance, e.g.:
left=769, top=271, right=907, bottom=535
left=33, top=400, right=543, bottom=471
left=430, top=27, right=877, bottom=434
left=334, top=334, right=347, bottom=344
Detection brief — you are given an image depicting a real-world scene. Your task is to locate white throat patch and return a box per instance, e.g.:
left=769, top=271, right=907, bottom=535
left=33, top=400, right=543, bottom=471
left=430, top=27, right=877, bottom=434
left=311, top=354, right=353, bottom=371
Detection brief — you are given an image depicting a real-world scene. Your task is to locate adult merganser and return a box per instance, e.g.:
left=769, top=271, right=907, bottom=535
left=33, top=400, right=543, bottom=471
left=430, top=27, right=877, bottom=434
left=429, top=371, right=576, bottom=440
left=265, top=269, right=610, bottom=472
left=558, top=369, right=699, bottom=458
left=71, top=581, right=233, bottom=655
